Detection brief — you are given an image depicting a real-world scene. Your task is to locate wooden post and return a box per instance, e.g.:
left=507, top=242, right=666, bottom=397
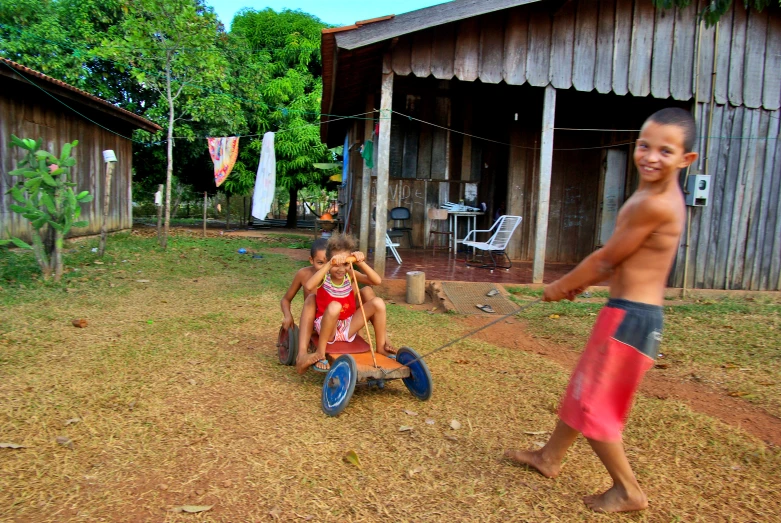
left=156, top=184, right=164, bottom=243
left=202, top=191, right=207, bottom=238
left=373, top=58, right=393, bottom=278
left=533, top=85, right=556, bottom=284
left=406, top=271, right=426, bottom=304
left=98, top=157, right=116, bottom=257
left=359, top=94, right=375, bottom=253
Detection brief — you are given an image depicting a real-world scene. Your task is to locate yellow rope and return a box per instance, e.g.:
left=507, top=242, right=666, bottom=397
left=349, top=263, right=377, bottom=368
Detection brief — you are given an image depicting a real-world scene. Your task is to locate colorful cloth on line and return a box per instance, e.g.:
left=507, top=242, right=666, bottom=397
left=361, top=139, right=374, bottom=168
left=207, top=137, right=240, bottom=187
left=251, top=132, right=276, bottom=221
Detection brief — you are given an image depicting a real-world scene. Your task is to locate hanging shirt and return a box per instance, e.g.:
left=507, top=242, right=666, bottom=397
left=251, top=132, right=276, bottom=220
left=207, top=137, right=240, bottom=187
left=361, top=140, right=374, bottom=169
left=315, top=273, right=356, bottom=320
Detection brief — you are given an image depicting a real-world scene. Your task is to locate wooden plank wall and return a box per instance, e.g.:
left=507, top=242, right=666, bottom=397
left=389, top=0, right=781, bottom=111
left=0, top=90, right=133, bottom=243
left=670, top=103, right=781, bottom=290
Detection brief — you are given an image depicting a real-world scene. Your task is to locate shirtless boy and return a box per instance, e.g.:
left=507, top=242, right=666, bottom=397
left=504, top=108, right=698, bottom=513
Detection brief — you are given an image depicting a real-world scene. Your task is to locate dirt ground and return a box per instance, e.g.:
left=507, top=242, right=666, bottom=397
left=374, top=280, right=781, bottom=447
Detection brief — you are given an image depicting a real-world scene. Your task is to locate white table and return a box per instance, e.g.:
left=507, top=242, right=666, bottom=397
left=448, top=211, right=484, bottom=256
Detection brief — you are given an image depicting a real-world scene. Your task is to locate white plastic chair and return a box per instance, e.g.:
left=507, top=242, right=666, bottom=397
left=462, top=215, right=522, bottom=271
left=385, top=232, right=402, bottom=264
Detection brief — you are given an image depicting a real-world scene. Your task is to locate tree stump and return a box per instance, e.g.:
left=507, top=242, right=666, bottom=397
left=406, top=271, right=426, bottom=305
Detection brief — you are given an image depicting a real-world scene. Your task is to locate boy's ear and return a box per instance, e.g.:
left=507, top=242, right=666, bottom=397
left=679, top=151, right=698, bottom=168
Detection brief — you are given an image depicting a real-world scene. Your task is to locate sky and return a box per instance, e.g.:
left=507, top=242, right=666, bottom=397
left=207, top=0, right=448, bottom=29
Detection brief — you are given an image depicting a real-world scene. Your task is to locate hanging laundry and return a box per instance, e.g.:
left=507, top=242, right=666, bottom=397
left=342, top=133, right=349, bottom=188
left=207, top=137, right=240, bottom=187
left=361, top=140, right=374, bottom=169
left=252, top=132, right=276, bottom=221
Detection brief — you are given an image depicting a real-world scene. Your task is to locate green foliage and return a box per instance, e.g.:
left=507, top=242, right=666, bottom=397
left=652, top=0, right=780, bottom=25
left=1, top=135, right=93, bottom=281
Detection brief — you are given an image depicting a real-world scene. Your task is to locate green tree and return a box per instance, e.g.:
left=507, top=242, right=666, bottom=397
left=100, top=0, right=244, bottom=248
left=1, top=136, right=93, bottom=281
left=652, top=0, right=779, bottom=25
left=229, top=8, right=331, bottom=228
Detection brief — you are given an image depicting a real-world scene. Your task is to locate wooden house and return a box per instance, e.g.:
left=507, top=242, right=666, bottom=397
left=0, top=58, right=161, bottom=243
left=320, top=0, right=781, bottom=291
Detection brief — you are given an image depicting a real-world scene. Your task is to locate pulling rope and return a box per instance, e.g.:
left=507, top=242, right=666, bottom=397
left=382, top=298, right=543, bottom=376
left=348, top=261, right=378, bottom=368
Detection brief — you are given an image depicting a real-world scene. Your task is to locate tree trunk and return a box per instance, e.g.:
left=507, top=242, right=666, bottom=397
left=31, top=228, right=51, bottom=280
left=285, top=186, right=298, bottom=228
left=53, top=228, right=64, bottom=282
left=203, top=191, right=207, bottom=238
left=156, top=184, right=164, bottom=243
left=226, top=193, right=231, bottom=229
left=162, top=53, right=174, bottom=249
left=98, top=161, right=115, bottom=256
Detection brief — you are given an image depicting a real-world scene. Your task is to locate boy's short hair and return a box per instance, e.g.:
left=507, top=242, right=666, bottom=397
left=326, top=233, right=357, bottom=259
left=310, top=238, right=328, bottom=258
left=645, top=107, right=697, bottom=153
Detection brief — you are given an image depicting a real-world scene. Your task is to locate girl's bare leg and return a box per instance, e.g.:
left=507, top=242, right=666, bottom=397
left=348, top=297, right=390, bottom=355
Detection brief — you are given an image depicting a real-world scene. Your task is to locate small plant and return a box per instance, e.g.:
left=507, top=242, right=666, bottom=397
left=1, top=136, right=93, bottom=281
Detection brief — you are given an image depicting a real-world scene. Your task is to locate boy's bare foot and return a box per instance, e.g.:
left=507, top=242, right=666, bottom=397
left=503, top=449, right=561, bottom=478
left=296, top=353, right=324, bottom=374
left=583, top=485, right=648, bottom=513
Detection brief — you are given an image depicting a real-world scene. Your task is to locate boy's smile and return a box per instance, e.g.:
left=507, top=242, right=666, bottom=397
left=634, top=122, right=696, bottom=184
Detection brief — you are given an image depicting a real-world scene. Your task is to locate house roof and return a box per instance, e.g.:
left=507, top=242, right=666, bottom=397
left=0, top=57, right=162, bottom=133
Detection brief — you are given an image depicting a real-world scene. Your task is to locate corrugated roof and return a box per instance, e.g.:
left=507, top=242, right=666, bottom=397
left=0, top=57, right=162, bottom=133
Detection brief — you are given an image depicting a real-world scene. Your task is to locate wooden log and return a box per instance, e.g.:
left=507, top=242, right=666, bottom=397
left=533, top=85, right=556, bottom=284
left=611, top=0, right=632, bottom=95
left=454, top=18, right=480, bottom=82
left=650, top=7, right=674, bottom=99
left=431, top=23, right=456, bottom=79
left=526, top=9, right=552, bottom=87
left=628, top=0, right=655, bottom=97
left=670, top=5, right=696, bottom=101
left=728, top=4, right=748, bottom=107
left=712, top=4, right=732, bottom=105
left=743, top=9, right=768, bottom=109
left=373, top=60, right=393, bottom=279
left=762, top=15, right=781, bottom=110
left=594, top=0, right=615, bottom=94
left=478, top=12, right=504, bottom=84
left=502, top=8, right=528, bottom=85
left=411, top=29, right=433, bottom=78
left=406, top=271, right=426, bottom=304
left=572, top=0, right=598, bottom=92
left=359, top=94, right=374, bottom=253
left=550, top=0, right=575, bottom=89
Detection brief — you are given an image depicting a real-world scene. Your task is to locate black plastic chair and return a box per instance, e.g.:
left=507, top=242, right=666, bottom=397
left=387, top=206, right=414, bottom=248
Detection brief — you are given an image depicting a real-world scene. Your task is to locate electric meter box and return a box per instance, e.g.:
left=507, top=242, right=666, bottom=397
left=685, top=174, right=711, bottom=207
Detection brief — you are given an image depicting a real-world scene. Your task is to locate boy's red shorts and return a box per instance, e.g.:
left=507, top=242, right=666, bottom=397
left=558, top=299, right=663, bottom=442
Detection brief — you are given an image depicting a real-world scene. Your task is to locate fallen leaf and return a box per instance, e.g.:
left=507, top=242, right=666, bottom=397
left=171, top=505, right=213, bottom=514
left=450, top=419, right=462, bottom=430
left=425, top=418, right=435, bottom=425
left=71, top=319, right=88, bottom=328
left=228, top=339, right=239, bottom=345
left=188, top=379, right=197, bottom=386
left=403, top=409, right=418, bottom=416
left=343, top=449, right=362, bottom=469
left=268, top=507, right=282, bottom=519
left=728, top=391, right=750, bottom=397
left=135, top=279, right=150, bottom=283
left=64, top=418, right=81, bottom=426
left=399, top=426, right=414, bottom=432
left=523, top=431, right=548, bottom=435
left=55, top=436, right=73, bottom=449
left=93, top=261, right=103, bottom=265
left=158, top=484, right=169, bottom=491
left=222, top=479, right=233, bottom=488
left=444, top=434, right=458, bottom=442
left=534, top=441, right=546, bottom=448
left=549, top=314, right=560, bottom=319
left=654, top=363, right=670, bottom=369
left=0, top=442, right=25, bottom=449
left=407, top=465, right=424, bottom=477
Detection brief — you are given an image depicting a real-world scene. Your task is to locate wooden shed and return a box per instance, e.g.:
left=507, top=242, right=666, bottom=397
left=0, top=58, right=161, bottom=243
left=321, top=0, right=781, bottom=291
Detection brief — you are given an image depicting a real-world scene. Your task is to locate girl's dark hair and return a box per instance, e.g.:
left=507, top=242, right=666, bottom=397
left=310, top=238, right=328, bottom=257
left=326, top=233, right=357, bottom=259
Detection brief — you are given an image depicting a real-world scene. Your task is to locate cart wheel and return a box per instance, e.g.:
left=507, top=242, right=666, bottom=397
left=396, top=346, right=433, bottom=401
left=322, top=355, right=357, bottom=416
left=277, top=325, right=298, bottom=366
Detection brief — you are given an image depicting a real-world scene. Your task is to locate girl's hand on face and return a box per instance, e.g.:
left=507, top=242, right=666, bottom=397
left=350, top=251, right=365, bottom=264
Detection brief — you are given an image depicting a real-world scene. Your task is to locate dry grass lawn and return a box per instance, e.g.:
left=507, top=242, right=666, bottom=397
left=1, top=231, right=780, bottom=522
